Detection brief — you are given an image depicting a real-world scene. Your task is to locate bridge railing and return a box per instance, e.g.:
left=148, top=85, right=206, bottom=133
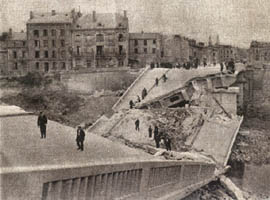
left=1, top=160, right=216, bottom=200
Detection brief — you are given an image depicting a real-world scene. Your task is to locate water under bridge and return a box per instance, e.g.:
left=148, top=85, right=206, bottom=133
left=0, top=63, right=249, bottom=200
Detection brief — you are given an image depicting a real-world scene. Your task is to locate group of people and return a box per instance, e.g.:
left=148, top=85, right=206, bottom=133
left=129, top=87, right=147, bottom=109
left=37, top=111, right=86, bottom=151
left=134, top=120, right=172, bottom=151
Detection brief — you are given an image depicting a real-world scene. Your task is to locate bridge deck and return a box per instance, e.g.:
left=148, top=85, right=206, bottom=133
left=0, top=111, right=152, bottom=170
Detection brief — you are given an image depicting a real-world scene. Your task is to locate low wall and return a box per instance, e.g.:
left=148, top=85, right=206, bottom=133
left=61, top=69, right=140, bottom=94
left=1, top=160, right=216, bottom=200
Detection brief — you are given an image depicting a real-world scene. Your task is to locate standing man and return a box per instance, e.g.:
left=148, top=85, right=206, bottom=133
left=154, top=125, right=160, bottom=148
left=155, top=78, right=159, bottom=86
left=37, top=111, right=47, bottom=139
left=76, top=126, right=85, bottom=151
left=148, top=125, right=153, bottom=138
left=135, top=119, right=140, bottom=131
left=129, top=100, right=134, bottom=109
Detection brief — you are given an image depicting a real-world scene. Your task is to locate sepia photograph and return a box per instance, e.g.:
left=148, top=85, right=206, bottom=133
left=0, top=0, right=269, bottom=199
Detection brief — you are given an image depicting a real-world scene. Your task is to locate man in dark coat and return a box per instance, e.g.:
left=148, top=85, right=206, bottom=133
left=155, top=78, right=159, bottom=86
left=163, top=134, right=172, bottom=151
left=129, top=100, right=134, bottom=109
left=148, top=125, right=153, bottom=138
left=154, top=126, right=160, bottom=148
left=142, top=88, right=147, bottom=100
left=37, top=111, right=47, bottom=139
left=135, top=119, right=140, bottom=131
left=76, top=126, right=85, bottom=151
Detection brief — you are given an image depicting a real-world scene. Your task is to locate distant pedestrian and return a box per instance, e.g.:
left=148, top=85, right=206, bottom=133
left=203, top=61, right=207, bottom=67
left=154, top=126, right=160, bottom=148
left=220, top=62, right=224, bottom=73
left=142, top=88, right=147, bottom=100
left=148, top=125, right=153, bottom=138
left=76, top=126, right=85, bottom=151
left=228, top=59, right=235, bottom=74
left=37, top=111, right=47, bottom=139
left=163, top=135, right=172, bottom=151
left=155, top=78, right=159, bottom=86
left=129, top=100, right=135, bottom=109
left=135, top=119, right=140, bottom=131
left=137, top=95, right=141, bottom=103
left=162, top=74, right=168, bottom=82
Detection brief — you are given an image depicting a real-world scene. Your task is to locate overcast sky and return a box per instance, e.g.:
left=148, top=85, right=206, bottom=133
left=1, top=0, right=270, bottom=48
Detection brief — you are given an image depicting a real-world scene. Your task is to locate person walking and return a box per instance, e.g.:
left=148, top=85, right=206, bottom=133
left=37, top=111, right=47, bottom=139
left=154, top=126, right=160, bottom=148
left=142, top=88, right=147, bottom=100
left=220, top=62, right=224, bottom=73
left=162, top=74, right=167, bottom=82
left=137, top=95, right=141, bottom=103
left=148, top=125, right=153, bottom=138
left=163, top=134, right=172, bottom=151
left=135, top=119, right=140, bottom=131
left=129, top=100, right=134, bottom=109
left=155, top=78, right=159, bottom=86
left=76, top=126, right=85, bottom=151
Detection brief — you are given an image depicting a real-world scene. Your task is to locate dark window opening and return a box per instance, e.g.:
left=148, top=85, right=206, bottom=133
left=61, top=40, right=65, bottom=47
left=96, top=46, right=103, bottom=55
left=44, top=62, right=49, bottom=72
left=161, top=51, right=164, bottom=57
left=119, top=45, right=123, bottom=55
left=152, top=48, right=156, bottom=54
left=44, top=51, right=49, bottom=58
left=14, top=62, right=18, bottom=70
left=36, top=62, right=39, bottom=70
left=60, top=29, right=65, bottom=36
left=13, top=51, right=17, bottom=58
left=61, top=62, right=66, bottom=70
left=153, top=39, right=156, bottom=44
left=134, top=40, right=138, bottom=46
left=51, top=29, right=56, bottom=37
left=35, top=51, right=40, bottom=58
left=135, top=48, right=138, bottom=54
left=22, top=41, right=26, bottom=46
left=33, top=30, right=39, bottom=37
left=170, top=96, right=180, bottom=102
left=35, top=40, right=40, bottom=47
left=144, top=40, right=147, bottom=45
left=43, top=29, right=48, bottom=36
left=43, top=40, right=48, bottom=47
left=52, top=40, right=55, bottom=47
left=118, top=34, right=124, bottom=42
left=144, top=48, right=147, bottom=53
left=77, top=46, right=80, bottom=55
left=52, top=50, right=56, bottom=58
left=52, top=62, right=57, bottom=70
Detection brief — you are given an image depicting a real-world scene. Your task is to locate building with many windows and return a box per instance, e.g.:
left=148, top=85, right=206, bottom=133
left=72, top=10, right=129, bottom=68
left=26, top=10, right=79, bottom=73
left=5, top=29, right=28, bottom=76
left=129, top=32, right=162, bottom=66
left=248, top=41, right=270, bottom=65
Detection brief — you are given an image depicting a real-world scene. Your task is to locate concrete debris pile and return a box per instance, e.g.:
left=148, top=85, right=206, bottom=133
left=149, top=108, right=204, bottom=151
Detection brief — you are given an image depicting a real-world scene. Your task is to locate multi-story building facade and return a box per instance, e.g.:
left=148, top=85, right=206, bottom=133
left=26, top=10, right=79, bottom=73
left=161, top=34, right=189, bottom=64
left=249, top=41, right=270, bottom=64
left=73, top=11, right=129, bottom=68
left=129, top=32, right=162, bottom=66
left=217, top=44, right=236, bottom=63
left=5, top=29, right=28, bottom=76
left=0, top=41, right=8, bottom=75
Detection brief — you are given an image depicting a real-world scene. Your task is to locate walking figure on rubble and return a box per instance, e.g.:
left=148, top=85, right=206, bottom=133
left=154, top=126, right=160, bottom=148
left=37, top=111, right=47, bottom=139
left=148, top=125, right=153, bottom=138
left=135, top=119, right=140, bottom=131
left=76, top=126, right=85, bottom=151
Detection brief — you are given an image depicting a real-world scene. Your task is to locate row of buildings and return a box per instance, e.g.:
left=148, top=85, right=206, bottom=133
left=0, top=9, right=247, bottom=76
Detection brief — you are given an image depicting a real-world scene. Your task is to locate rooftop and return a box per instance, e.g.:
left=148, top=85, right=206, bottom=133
left=76, top=12, right=128, bottom=29
left=27, top=11, right=73, bottom=24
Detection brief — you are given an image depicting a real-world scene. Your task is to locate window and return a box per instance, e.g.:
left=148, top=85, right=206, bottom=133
left=118, top=34, right=124, bottom=42
left=96, top=46, right=103, bottom=55
left=43, top=40, right=48, bottom=47
left=153, top=39, right=156, bottom=44
left=22, top=51, right=25, bottom=58
left=43, top=30, right=48, bottom=36
left=33, top=30, right=39, bottom=37
left=52, top=40, right=55, bottom=47
left=44, top=50, right=49, bottom=58
left=134, top=48, right=138, bottom=54
left=144, top=48, right=147, bottom=53
left=36, top=62, right=39, bottom=70
left=51, top=29, right=56, bottom=37
left=152, top=48, right=156, bottom=54
left=77, top=46, right=80, bottom=55
left=161, top=51, right=164, bottom=57
left=134, top=40, right=138, bottom=46
left=35, top=51, right=40, bottom=58
left=44, top=62, right=49, bottom=72
left=144, top=40, right=147, bottom=46
left=119, top=45, right=123, bottom=55
left=13, top=51, right=17, bottom=58
left=23, top=41, right=26, bottom=46
left=35, top=40, right=40, bottom=47
left=61, top=50, right=66, bottom=58
left=52, top=50, right=56, bottom=58
left=96, top=34, right=104, bottom=42
left=61, top=62, right=66, bottom=70
left=60, top=29, right=65, bottom=36
left=52, top=62, right=57, bottom=70
left=14, top=62, right=18, bottom=70
left=61, top=40, right=65, bottom=47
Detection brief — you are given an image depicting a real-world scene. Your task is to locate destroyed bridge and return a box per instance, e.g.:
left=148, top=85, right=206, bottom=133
left=0, top=64, right=252, bottom=200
